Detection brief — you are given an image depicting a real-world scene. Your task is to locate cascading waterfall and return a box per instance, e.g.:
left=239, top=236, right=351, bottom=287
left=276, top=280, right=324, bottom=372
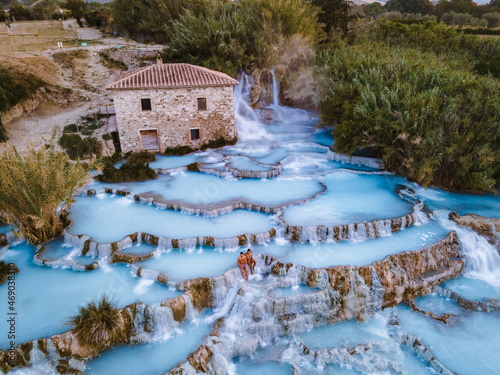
left=435, top=210, right=500, bottom=287
left=233, top=73, right=269, bottom=141
left=271, top=68, right=279, bottom=106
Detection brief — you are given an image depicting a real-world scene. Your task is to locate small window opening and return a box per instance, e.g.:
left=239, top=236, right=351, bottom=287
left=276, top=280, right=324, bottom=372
left=197, top=98, right=207, bottom=111
left=190, top=129, right=200, bottom=141
left=141, top=98, right=152, bottom=111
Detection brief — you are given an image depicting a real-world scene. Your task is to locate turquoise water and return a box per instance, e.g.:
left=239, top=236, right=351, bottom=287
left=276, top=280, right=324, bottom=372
left=2, top=73, right=500, bottom=375
left=68, top=195, right=275, bottom=242
left=228, top=156, right=274, bottom=172
left=89, top=172, right=326, bottom=208
left=0, top=242, right=180, bottom=348
left=442, top=275, right=500, bottom=300
left=136, top=247, right=240, bottom=282
left=396, top=304, right=500, bottom=375
left=257, top=221, right=450, bottom=268
left=414, top=184, right=500, bottom=217
left=85, top=312, right=213, bottom=375
left=282, top=172, right=413, bottom=226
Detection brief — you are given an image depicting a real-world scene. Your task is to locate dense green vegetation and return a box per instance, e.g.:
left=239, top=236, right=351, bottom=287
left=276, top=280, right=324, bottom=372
left=2, top=0, right=498, bottom=193
left=0, top=67, right=45, bottom=142
left=317, top=25, right=500, bottom=192
left=67, top=295, right=122, bottom=350
left=0, top=261, right=19, bottom=285
left=59, top=134, right=103, bottom=160
left=164, top=0, right=324, bottom=75
left=97, top=151, right=157, bottom=183
left=0, top=140, right=92, bottom=244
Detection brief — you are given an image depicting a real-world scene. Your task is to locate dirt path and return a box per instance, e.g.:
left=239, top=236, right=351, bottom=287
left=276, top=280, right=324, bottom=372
left=1, top=21, right=162, bottom=154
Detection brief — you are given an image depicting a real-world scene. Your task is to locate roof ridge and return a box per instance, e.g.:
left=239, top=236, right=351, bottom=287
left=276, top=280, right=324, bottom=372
left=186, top=64, right=238, bottom=83
left=107, top=63, right=238, bottom=90
left=106, top=64, right=154, bottom=89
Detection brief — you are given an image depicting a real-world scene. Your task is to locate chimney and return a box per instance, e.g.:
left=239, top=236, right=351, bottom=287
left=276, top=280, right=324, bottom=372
left=156, top=54, right=163, bottom=65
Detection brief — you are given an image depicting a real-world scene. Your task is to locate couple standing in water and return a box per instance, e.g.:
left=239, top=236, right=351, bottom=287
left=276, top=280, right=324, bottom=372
left=237, top=249, right=256, bottom=281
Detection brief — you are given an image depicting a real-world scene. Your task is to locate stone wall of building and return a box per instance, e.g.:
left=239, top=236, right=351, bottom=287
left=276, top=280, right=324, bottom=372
left=112, top=85, right=237, bottom=153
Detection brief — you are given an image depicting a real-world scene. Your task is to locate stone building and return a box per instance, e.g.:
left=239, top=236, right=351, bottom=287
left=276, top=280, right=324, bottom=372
left=106, top=59, right=239, bottom=153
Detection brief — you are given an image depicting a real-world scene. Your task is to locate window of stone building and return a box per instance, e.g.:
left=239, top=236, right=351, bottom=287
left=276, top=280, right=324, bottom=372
left=190, top=128, right=200, bottom=141
left=141, top=98, right=152, bottom=111
left=197, top=98, right=207, bottom=111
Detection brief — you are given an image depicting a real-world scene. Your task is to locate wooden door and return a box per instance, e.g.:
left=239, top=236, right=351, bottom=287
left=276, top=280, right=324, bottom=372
left=140, top=129, right=159, bottom=150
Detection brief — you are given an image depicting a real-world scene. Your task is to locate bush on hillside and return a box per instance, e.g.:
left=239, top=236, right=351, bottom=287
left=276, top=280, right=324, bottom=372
left=0, top=67, right=45, bottom=142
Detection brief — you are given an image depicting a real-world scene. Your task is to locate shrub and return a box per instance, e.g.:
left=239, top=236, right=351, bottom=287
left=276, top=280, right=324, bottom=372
left=99, top=52, right=128, bottom=71
left=363, top=20, right=500, bottom=76
left=97, top=151, right=157, bottom=182
left=0, top=67, right=45, bottom=142
left=201, top=137, right=237, bottom=150
left=163, top=137, right=237, bottom=156
left=63, top=124, right=78, bottom=133
left=163, top=145, right=194, bottom=156
left=475, top=54, right=500, bottom=78
left=317, top=44, right=500, bottom=192
left=79, top=120, right=104, bottom=136
left=59, top=133, right=82, bottom=151
left=0, top=261, right=19, bottom=285
left=458, top=28, right=500, bottom=36
left=67, top=295, right=122, bottom=350
left=187, top=162, right=200, bottom=172
left=102, top=133, right=113, bottom=141
left=53, top=50, right=89, bottom=69
left=59, top=134, right=102, bottom=160
left=0, top=139, right=92, bottom=244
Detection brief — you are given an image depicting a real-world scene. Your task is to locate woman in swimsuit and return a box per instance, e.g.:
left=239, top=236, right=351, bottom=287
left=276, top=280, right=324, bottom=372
left=246, top=249, right=256, bottom=275
left=237, top=252, right=248, bottom=281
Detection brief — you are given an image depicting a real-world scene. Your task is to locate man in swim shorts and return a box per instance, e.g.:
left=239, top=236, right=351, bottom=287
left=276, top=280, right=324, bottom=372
left=237, top=252, right=248, bottom=281
left=246, top=249, right=256, bottom=275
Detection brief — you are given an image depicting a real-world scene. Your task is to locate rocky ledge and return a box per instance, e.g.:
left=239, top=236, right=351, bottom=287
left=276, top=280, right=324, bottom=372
left=1, top=231, right=463, bottom=374
left=168, top=232, right=462, bottom=374
left=449, top=212, right=500, bottom=252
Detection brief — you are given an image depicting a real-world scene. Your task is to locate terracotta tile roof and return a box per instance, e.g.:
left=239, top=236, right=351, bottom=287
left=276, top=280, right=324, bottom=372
left=106, top=63, right=238, bottom=90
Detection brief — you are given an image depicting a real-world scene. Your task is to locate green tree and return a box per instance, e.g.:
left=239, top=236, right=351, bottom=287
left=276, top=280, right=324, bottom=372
left=9, top=5, right=32, bottom=20
left=363, top=2, right=384, bottom=18
left=452, top=12, right=471, bottom=27
left=441, top=12, right=454, bottom=25
left=312, top=0, right=357, bottom=34
left=63, top=0, right=85, bottom=27
left=111, top=0, right=185, bottom=43
left=0, top=139, right=92, bottom=244
left=435, top=0, right=479, bottom=18
left=165, top=0, right=324, bottom=74
left=385, top=0, right=434, bottom=15
left=488, top=0, right=500, bottom=8
left=483, top=12, right=500, bottom=28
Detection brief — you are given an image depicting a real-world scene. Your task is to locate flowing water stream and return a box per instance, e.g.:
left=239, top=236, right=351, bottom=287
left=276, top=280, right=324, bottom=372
left=1, top=73, right=499, bottom=375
